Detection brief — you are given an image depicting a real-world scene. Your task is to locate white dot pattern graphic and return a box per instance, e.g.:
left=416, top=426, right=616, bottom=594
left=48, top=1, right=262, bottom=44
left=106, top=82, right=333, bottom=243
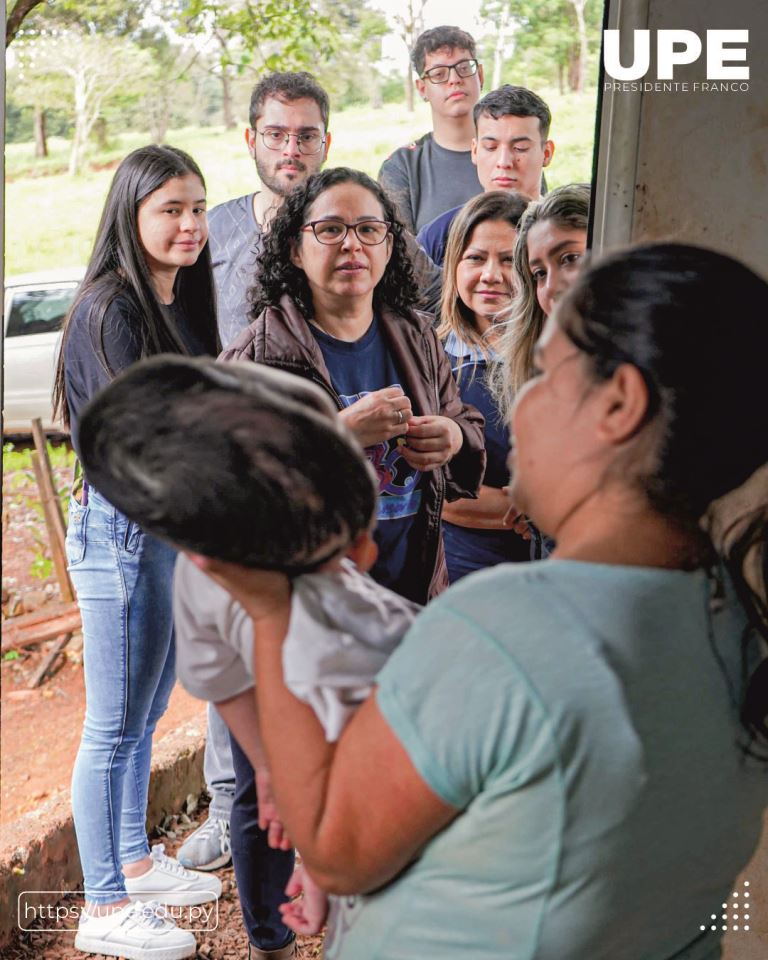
left=701, top=880, right=754, bottom=935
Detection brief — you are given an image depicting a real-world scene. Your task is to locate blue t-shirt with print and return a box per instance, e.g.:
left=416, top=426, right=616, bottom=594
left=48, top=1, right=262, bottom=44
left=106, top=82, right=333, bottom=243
left=311, top=317, right=422, bottom=596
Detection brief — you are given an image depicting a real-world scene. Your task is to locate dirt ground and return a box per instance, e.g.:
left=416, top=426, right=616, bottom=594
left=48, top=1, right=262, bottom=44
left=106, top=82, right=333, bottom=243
left=2, top=809, right=324, bottom=960
left=1, top=651, right=206, bottom=824
left=1, top=446, right=205, bottom=823
left=2, top=448, right=325, bottom=957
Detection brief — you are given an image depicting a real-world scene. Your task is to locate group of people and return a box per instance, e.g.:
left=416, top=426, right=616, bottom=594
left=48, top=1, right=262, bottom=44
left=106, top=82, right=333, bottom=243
left=50, top=23, right=767, bottom=960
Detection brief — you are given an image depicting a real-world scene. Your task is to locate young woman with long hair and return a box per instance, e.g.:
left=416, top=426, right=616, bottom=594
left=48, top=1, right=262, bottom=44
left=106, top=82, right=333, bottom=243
left=435, top=190, right=532, bottom=581
left=53, top=145, right=220, bottom=960
left=493, top=182, right=590, bottom=414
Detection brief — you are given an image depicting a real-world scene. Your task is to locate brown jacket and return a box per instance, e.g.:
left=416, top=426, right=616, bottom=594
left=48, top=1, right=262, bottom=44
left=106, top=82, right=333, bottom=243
left=220, top=295, right=486, bottom=602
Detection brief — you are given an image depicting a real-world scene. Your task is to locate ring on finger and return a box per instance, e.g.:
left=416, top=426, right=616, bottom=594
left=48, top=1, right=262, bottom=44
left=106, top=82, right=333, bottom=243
left=395, top=408, right=404, bottom=425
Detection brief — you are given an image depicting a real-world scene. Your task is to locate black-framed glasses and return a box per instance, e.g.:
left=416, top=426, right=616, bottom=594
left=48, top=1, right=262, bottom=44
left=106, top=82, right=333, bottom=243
left=301, top=219, right=392, bottom=246
left=421, top=58, right=479, bottom=84
left=253, top=127, right=326, bottom=155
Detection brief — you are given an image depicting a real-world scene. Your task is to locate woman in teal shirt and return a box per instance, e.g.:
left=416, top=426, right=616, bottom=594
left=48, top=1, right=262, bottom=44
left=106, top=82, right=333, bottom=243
left=207, top=243, right=768, bottom=960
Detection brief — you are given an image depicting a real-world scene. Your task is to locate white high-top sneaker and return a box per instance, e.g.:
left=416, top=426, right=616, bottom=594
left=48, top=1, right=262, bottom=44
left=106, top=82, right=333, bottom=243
left=124, top=843, right=222, bottom=906
left=75, top=900, right=196, bottom=960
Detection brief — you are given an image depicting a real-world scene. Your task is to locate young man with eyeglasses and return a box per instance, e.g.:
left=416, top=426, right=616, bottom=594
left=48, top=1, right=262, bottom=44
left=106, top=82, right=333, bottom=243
left=417, top=85, right=555, bottom=266
left=208, top=71, right=331, bottom=349
left=378, top=26, right=484, bottom=234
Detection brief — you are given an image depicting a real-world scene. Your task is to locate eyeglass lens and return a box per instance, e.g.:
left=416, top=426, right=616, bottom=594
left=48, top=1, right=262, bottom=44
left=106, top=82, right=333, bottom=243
left=311, top=220, right=390, bottom=245
left=258, top=128, right=324, bottom=155
left=423, top=59, right=477, bottom=83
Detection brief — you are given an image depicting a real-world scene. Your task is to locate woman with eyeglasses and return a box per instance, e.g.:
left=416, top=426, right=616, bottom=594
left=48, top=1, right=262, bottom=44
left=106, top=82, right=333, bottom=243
left=221, top=166, right=485, bottom=605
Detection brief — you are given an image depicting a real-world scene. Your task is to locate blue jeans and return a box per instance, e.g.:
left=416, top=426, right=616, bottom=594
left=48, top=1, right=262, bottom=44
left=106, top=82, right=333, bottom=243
left=66, top=488, right=177, bottom=905
left=228, top=732, right=295, bottom=950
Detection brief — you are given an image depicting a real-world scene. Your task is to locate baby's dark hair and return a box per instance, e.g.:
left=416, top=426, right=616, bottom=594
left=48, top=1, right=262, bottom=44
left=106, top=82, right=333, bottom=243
left=78, top=356, right=378, bottom=574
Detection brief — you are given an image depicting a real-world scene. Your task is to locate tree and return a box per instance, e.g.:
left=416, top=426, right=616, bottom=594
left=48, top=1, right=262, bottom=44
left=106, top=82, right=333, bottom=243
left=14, top=28, right=154, bottom=174
left=6, top=62, right=68, bottom=156
left=8, top=0, right=154, bottom=153
left=178, top=0, right=338, bottom=129
left=312, top=0, right=389, bottom=110
left=480, top=0, right=601, bottom=94
left=6, top=0, right=46, bottom=47
left=481, top=1, right=517, bottom=89
left=393, top=0, right=428, bottom=113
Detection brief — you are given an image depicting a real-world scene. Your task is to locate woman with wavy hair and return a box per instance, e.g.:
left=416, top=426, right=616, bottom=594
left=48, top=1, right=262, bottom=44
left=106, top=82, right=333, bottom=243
left=222, top=166, right=485, bottom=604
left=493, top=182, right=590, bottom=414
left=435, top=190, right=533, bottom=581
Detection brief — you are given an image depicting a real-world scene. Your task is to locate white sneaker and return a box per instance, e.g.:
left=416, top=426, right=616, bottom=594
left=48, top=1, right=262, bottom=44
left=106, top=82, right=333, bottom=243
left=124, top=843, right=222, bottom=906
left=177, top=816, right=231, bottom=870
left=75, top=900, right=196, bottom=959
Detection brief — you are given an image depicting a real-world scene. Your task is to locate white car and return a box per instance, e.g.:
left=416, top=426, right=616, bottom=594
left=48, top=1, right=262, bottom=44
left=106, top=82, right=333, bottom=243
left=2, top=269, right=83, bottom=434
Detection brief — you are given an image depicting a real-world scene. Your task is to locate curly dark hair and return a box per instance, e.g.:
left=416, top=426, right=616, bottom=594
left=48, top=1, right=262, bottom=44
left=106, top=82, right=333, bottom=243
left=250, top=167, right=419, bottom=319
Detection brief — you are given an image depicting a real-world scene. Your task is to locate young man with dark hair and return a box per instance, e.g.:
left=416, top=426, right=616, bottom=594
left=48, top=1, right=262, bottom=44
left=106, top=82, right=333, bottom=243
left=417, top=85, right=555, bottom=266
left=209, top=71, right=331, bottom=348
left=378, top=25, right=484, bottom=233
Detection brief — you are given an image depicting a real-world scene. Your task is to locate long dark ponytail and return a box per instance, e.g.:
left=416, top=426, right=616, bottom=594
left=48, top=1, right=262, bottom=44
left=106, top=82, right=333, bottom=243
left=562, top=243, right=768, bottom=754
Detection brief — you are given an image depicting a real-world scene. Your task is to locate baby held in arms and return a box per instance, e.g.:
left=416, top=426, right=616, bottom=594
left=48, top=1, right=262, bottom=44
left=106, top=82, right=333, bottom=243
left=76, top=355, right=421, bottom=935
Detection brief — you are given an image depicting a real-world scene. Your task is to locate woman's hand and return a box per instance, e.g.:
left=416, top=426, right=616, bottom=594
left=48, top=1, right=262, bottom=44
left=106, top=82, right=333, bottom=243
left=338, top=386, right=412, bottom=447
left=400, top=415, right=463, bottom=471
left=501, top=488, right=534, bottom=540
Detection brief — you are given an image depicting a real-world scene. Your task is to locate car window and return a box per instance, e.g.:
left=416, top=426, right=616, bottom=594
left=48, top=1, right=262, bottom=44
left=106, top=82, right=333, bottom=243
left=5, top=286, right=77, bottom=338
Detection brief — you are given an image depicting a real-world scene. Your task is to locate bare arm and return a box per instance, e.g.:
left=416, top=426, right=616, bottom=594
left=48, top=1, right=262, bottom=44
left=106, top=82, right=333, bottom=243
left=253, top=615, right=457, bottom=893
left=213, top=688, right=291, bottom=850
left=442, top=486, right=531, bottom=539
left=195, top=559, right=457, bottom=895
left=213, top=688, right=266, bottom=771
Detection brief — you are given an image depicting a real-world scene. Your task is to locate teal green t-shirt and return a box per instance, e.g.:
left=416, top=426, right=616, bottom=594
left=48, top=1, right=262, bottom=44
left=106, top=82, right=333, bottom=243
left=324, top=560, right=766, bottom=960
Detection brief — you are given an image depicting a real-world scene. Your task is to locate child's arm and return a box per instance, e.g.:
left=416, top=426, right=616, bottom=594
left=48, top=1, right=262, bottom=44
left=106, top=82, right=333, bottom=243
left=214, top=688, right=292, bottom=851
left=279, top=863, right=329, bottom=936
left=195, top=556, right=457, bottom=896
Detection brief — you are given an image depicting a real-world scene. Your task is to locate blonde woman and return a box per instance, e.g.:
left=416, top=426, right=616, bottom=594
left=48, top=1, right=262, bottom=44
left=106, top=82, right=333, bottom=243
left=494, top=183, right=590, bottom=415
left=436, top=190, right=530, bottom=581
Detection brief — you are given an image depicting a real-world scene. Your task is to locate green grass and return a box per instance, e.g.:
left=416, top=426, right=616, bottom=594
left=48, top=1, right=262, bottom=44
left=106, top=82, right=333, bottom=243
left=2, top=440, right=76, bottom=473
left=4, top=90, right=597, bottom=276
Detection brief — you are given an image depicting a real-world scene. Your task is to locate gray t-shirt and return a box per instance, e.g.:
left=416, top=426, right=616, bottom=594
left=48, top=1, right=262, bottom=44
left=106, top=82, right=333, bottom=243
left=378, top=132, right=482, bottom=234
left=207, top=193, right=264, bottom=349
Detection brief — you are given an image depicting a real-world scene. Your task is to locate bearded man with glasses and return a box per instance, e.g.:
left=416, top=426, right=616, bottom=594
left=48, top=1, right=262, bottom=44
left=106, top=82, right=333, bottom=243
left=378, top=26, right=485, bottom=234
left=207, top=72, right=332, bottom=350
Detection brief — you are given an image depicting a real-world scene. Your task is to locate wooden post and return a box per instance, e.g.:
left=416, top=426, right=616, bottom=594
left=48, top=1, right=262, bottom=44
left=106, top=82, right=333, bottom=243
left=28, top=633, right=72, bottom=689
left=30, top=443, right=74, bottom=603
left=31, top=419, right=68, bottom=535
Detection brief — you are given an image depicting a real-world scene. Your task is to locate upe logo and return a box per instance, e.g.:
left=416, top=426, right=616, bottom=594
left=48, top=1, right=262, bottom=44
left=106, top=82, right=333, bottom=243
left=604, top=30, right=749, bottom=81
